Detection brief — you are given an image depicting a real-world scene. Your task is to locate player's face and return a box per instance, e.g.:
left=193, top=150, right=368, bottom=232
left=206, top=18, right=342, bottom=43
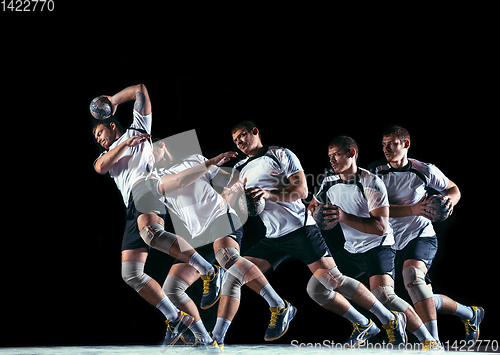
left=94, top=124, right=115, bottom=150
left=232, top=128, right=260, bottom=156
left=382, top=134, right=407, bottom=163
left=328, top=145, right=353, bottom=174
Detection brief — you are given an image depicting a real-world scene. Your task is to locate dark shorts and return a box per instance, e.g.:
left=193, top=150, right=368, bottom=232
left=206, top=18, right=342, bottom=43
left=334, top=245, right=396, bottom=279
left=243, top=225, right=332, bottom=270
left=173, top=213, right=244, bottom=265
left=121, top=180, right=167, bottom=251
left=395, top=236, right=438, bottom=284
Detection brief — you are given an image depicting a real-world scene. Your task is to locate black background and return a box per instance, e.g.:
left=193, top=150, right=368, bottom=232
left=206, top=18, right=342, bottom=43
left=1, top=8, right=495, bottom=348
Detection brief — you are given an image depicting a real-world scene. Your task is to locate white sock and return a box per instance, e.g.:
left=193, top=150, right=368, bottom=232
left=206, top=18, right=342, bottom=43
left=156, top=297, right=179, bottom=322
left=259, top=283, right=284, bottom=308
left=414, top=324, right=435, bottom=342
left=212, top=317, right=231, bottom=344
left=424, top=320, right=439, bottom=341
left=453, top=303, right=474, bottom=320
left=342, top=305, right=370, bottom=326
left=188, top=319, right=213, bottom=344
left=369, top=300, right=395, bottom=325
left=189, top=252, right=213, bottom=276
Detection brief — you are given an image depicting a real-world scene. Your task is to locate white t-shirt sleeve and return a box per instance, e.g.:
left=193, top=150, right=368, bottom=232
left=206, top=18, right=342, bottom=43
left=365, top=175, right=390, bottom=212
left=426, top=164, right=449, bottom=193
left=130, top=110, right=153, bottom=133
left=279, top=148, right=303, bottom=178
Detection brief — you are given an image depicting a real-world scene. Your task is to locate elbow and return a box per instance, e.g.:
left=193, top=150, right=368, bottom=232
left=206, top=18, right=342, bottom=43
left=297, top=186, right=308, bottom=200
left=94, top=161, right=106, bottom=175
left=374, top=218, right=388, bottom=236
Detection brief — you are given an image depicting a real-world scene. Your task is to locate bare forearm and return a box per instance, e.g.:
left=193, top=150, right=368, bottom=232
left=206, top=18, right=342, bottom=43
left=341, top=213, right=388, bottom=236
left=94, top=141, right=129, bottom=174
left=443, top=185, right=460, bottom=206
left=111, top=84, right=144, bottom=106
left=269, top=185, right=308, bottom=203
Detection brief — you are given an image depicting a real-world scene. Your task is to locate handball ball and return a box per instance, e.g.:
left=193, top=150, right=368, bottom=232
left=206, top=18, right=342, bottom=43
left=312, top=204, right=337, bottom=230
left=426, top=195, right=451, bottom=222
left=90, top=96, right=112, bottom=120
left=239, top=194, right=265, bottom=216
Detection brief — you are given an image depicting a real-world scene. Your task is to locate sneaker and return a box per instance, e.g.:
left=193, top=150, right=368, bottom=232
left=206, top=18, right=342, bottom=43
left=200, top=265, right=225, bottom=310
left=264, top=300, right=297, bottom=341
left=382, top=311, right=407, bottom=346
left=161, top=311, right=194, bottom=351
left=344, top=319, right=381, bottom=347
left=463, top=306, right=485, bottom=346
left=421, top=339, right=444, bottom=351
left=180, top=331, right=221, bottom=353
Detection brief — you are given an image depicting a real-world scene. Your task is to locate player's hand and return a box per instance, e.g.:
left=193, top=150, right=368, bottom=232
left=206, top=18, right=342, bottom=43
left=246, top=186, right=271, bottom=202
left=208, top=151, right=238, bottom=167
left=321, top=204, right=342, bottom=227
left=124, top=133, right=151, bottom=147
left=410, top=195, right=435, bottom=220
left=101, top=95, right=118, bottom=116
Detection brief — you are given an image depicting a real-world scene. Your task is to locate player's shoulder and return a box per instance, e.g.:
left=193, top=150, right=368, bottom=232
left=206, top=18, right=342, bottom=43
left=367, top=159, right=391, bottom=174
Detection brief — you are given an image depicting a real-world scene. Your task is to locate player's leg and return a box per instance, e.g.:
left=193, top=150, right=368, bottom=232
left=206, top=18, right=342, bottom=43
left=307, top=256, right=407, bottom=346
left=121, top=248, right=194, bottom=347
left=164, top=263, right=215, bottom=345
left=370, top=274, right=438, bottom=346
left=213, top=236, right=288, bottom=344
left=137, top=213, right=214, bottom=276
left=433, top=292, right=484, bottom=345
left=402, top=259, right=439, bottom=340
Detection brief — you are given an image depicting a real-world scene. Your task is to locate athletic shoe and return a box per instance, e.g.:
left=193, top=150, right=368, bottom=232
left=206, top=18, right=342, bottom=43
left=264, top=300, right=297, bottom=341
left=421, top=339, right=444, bottom=351
left=344, top=319, right=381, bottom=347
left=180, top=331, right=221, bottom=353
left=382, top=311, right=407, bottom=346
left=201, top=265, right=225, bottom=310
left=463, top=306, right=485, bottom=346
left=161, top=311, right=194, bottom=351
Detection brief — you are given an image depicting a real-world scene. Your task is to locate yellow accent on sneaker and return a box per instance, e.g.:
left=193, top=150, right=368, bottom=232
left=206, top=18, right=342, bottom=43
left=421, top=339, right=443, bottom=351
left=200, top=267, right=217, bottom=295
left=268, top=302, right=287, bottom=327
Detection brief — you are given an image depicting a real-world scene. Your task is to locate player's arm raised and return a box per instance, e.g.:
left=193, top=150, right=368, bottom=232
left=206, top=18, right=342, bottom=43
left=102, top=83, right=151, bottom=116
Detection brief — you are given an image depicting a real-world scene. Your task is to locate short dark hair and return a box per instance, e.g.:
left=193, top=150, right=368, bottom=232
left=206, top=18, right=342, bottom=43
left=92, top=117, right=123, bottom=136
left=383, top=125, right=410, bottom=143
left=231, top=120, right=261, bottom=138
left=328, top=135, right=359, bottom=159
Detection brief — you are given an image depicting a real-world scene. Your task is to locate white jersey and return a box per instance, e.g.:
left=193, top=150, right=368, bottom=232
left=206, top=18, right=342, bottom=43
left=231, top=146, right=316, bottom=239
left=370, top=158, right=449, bottom=250
left=156, top=154, right=237, bottom=241
left=95, top=111, right=155, bottom=207
left=314, top=168, right=395, bottom=254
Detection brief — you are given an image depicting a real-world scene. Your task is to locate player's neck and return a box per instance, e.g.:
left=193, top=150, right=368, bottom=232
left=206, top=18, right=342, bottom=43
left=389, top=155, right=408, bottom=169
left=247, top=143, right=266, bottom=157
left=339, top=164, right=358, bottom=181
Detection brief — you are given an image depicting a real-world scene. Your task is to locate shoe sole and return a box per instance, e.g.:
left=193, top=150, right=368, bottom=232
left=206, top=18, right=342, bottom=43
left=200, top=292, right=222, bottom=310
left=264, top=306, right=297, bottom=341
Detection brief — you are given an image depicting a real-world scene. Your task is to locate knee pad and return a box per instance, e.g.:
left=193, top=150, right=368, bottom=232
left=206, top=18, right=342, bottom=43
left=313, top=267, right=360, bottom=300
left=402, top=266, right=433, bottom=304
left=372, top=285, right=410, bottom=312
left=121, top=261, right=152, bottom=292
left=307, top=275, right=336, bottom=306
left=140, top=223, right=178, bottom=254
left=215, top=247, right=241, bottom=270
left=226, top=257, right=256, bottom=284
left=221, top=273, right=243, bottom=299
left=162, top=275, right=190, bottom=307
